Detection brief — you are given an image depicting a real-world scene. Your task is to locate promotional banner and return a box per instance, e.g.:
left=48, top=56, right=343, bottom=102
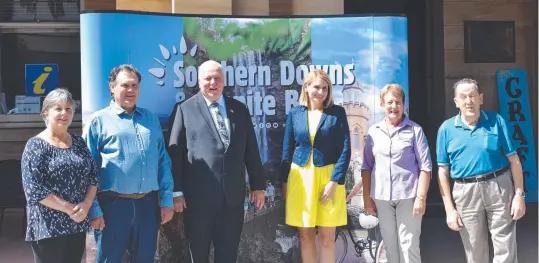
left=81, top=12, right=408, bottom=263
left=496, top=69, right=538, bottom=202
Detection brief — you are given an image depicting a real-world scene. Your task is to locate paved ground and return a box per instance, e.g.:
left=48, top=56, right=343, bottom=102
left=421, top=205, right=537, bottom=263
left=0, top=206, right=536, bottom=263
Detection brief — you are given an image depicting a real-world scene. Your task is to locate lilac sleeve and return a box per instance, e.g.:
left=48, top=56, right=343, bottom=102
left=413, top=125, right=432, bottom=172
left=361, top=132, right=375, bottom=172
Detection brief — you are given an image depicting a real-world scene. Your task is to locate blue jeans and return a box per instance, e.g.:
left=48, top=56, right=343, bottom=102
left=94, top=192, right=160, bottom=263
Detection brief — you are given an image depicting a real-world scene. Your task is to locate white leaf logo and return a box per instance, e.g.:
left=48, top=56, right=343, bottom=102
left=148, top=36, right=197, bottom=87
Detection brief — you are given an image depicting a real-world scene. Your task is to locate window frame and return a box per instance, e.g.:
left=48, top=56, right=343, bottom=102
left=0, top=23, right=80, bottom=126
left=1, top=0, right=81, bottom=23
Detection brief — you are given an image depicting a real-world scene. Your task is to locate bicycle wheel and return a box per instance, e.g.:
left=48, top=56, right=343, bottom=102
left=334, top=228, right=348, bottom=263
left=374, top=240, right=388, bottom=263
left=368, top=238, right=376, bottom=259
left=367, top=227, right=382, bottom=259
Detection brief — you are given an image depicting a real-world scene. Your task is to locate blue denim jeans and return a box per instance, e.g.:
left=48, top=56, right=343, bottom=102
left=94, top=192, right=160, bottom=263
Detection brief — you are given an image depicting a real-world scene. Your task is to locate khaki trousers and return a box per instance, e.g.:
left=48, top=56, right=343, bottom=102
left=453, top=169, right=518, bottom=263
left=374, top=198, right=422, bottom=263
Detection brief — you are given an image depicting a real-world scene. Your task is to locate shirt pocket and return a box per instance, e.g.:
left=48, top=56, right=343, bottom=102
left=394, top=130, right=414, bottom=152
left=484, top=132, right=500, bottom=152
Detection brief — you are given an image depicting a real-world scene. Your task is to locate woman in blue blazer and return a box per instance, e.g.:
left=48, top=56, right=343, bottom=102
left=280, top=69, right=351, bottom=263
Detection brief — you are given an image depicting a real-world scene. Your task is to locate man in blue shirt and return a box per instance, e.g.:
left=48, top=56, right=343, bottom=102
left=436, top=78, right=526, bottom=263
left=83, top=64, right=174, bottom=263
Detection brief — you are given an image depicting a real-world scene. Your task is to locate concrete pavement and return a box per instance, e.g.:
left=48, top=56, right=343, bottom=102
left=0, top=205, right=536, bottom=263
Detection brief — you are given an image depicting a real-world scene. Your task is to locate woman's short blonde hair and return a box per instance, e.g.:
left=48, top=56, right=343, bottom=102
left=380, top=83, right=405, bottom=106
left=298, top=69, right=334, bottom=109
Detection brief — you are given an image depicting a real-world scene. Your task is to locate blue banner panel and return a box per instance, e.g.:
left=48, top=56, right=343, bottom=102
left=497, top=69, right=537, bottom=202
left=81, top=12, right=408, bottom=262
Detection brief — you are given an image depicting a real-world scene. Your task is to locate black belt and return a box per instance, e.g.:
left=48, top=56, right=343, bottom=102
left=455, top=166, right=510, bottom=183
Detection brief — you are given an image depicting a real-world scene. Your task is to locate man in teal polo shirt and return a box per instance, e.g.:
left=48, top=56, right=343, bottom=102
left=436, top=78, right=526, bottom=263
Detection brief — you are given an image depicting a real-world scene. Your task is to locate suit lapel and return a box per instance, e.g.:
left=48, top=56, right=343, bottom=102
left=300, top=107, right=309, bottom=138
left=195, top=93, right=223, bottom=147
left=316, top=109, right=328, bottom=134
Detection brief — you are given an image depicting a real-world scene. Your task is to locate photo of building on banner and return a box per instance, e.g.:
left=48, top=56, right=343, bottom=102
left=81, top=13, right=408, bottom=263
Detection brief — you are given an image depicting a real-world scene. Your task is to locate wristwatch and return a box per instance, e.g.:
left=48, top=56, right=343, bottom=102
left=515, top=190, right=526, bottom=198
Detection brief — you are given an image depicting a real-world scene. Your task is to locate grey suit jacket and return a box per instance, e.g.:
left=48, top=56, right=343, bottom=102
left=167, top=93, right=265, bottom=208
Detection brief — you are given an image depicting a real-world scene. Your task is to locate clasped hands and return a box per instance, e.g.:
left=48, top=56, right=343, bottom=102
left=63, top=202, right=90, bottom=223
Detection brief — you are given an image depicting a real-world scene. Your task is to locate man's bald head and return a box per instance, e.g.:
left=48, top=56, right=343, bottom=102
left=198, top=60, right=225, bottom=101
left=198, top=60, right=222, bottom=76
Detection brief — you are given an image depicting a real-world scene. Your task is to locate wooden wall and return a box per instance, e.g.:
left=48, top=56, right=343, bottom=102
left=443, top=0, right=537, bottom=123
left=81, top=0, right=344, bottom=15
left=0, top=115, right=82, bottom=160
left=82, top=0, right=116, bottom=10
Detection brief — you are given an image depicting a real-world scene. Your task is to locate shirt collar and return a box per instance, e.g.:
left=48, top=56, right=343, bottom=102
left=203, top=95, right=226, bottom=109
left=375, top=114, right=411, bottom=130
left=454, top=110, right=488, bottom=127
left=109, top=100, right=141, bottom=116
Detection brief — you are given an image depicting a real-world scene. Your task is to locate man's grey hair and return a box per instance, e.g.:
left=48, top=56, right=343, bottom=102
left=41, top=88, right=76, bottom=124
left=453, top=78, right=481, bottom=95
left=198, top=60, right=222, bottom=80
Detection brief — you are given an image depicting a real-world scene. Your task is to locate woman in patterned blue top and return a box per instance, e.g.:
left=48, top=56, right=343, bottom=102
left=21, top=88, right=99, bottom=263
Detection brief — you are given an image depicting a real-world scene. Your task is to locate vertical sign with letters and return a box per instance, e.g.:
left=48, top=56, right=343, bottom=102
left=496, top=69, right=537, bottom=202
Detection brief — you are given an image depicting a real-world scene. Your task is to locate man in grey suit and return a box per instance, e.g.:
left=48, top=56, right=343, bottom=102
left=167, top=60, right=266, bottom=263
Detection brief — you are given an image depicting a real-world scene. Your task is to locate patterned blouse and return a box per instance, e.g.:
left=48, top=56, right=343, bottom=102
left=21, top=133, right=99, bottom=241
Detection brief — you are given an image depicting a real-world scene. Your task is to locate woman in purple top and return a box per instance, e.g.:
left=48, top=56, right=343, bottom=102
left=361, top=84, right=432, bottom=263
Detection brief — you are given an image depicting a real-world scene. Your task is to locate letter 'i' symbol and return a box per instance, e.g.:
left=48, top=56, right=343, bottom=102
left=33, top=66, right=52, bottom=95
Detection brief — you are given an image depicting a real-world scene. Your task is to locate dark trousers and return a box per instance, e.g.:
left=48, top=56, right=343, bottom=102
left=94, top=193, right=160, bottom=263
left=30, top=232, right=86, bottom=263
left=184, top=203, right=245, bottom=263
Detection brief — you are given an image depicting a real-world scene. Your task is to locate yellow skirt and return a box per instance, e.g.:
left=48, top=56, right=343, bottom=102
left=285, top=157, right=347, bottom=228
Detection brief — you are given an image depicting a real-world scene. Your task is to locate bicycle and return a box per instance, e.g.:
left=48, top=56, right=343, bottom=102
left=288, top=204, right=387, bottom=263
left=339, top=203, right=388, bottom=262
left=272, top=220, right=349, bottom=263
left=263, top=200, right=387, bottom=263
